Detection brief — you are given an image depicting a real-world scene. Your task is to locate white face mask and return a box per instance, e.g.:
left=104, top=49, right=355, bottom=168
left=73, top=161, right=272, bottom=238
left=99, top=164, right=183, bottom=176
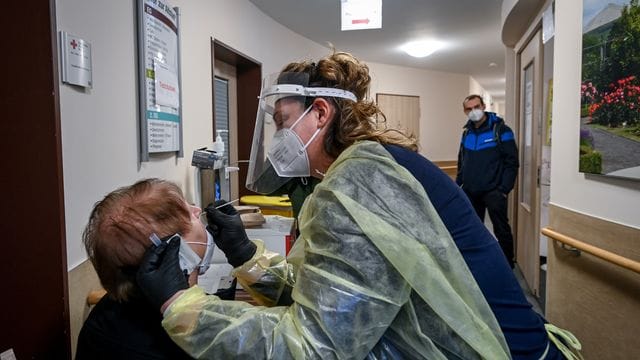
left=150, top=232, right=215, bottom=276
left=194, top=230, right=215, bottom=275
left=468, top=108, right=485, bottom=122
left=267, top=105, right=321, bottom=178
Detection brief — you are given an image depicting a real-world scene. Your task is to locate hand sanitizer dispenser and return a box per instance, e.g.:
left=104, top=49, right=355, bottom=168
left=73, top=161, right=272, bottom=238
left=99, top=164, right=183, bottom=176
left=213, top=130, right=228, bottom=157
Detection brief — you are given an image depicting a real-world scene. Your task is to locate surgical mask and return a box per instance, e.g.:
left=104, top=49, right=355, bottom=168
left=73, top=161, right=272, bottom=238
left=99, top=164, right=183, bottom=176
left=150, top=232, right=215, bottom=276
left=187, top=230, right=214, bottom=275
left=468, top=108, right=485, bottom=122
left=267, top=105, right=321, bottom=177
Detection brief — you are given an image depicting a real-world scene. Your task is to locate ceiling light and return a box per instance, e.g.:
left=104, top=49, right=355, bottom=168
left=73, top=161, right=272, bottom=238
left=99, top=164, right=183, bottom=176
left=400, top=40, right=444, bottom=58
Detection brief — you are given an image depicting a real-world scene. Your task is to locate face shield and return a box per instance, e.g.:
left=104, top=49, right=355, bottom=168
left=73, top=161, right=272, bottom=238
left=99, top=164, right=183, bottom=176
left=246, top=72, right=357, bottom=194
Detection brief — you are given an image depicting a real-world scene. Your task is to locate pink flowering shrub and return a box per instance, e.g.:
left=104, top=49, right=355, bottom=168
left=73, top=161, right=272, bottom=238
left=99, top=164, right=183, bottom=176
left=589, top=76, right=640, bottom=127
left=581, top=81, right=598, bottom=104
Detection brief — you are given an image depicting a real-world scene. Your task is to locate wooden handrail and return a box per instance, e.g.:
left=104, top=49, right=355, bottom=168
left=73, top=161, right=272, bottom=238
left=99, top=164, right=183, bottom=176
left=438, top=165, right=457, bottom=171
left=541, top=227, right=640, bottom=274
left=86, top=289, right=107, bottom=306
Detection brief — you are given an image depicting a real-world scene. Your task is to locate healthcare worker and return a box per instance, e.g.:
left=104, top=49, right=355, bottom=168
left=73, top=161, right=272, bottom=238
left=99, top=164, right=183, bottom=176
left=136, top=52, right=580, bottom=359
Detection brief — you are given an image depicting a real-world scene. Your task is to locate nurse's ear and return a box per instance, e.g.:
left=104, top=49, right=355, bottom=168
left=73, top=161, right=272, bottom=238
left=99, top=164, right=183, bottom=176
left=311, top=98, right=335, bottom=128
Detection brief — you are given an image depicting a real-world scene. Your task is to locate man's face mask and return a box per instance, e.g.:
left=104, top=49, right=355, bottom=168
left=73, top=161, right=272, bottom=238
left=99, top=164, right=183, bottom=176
left=468, top=108, right=485, bottom=122
left=267, top=104, right=321, bottom=177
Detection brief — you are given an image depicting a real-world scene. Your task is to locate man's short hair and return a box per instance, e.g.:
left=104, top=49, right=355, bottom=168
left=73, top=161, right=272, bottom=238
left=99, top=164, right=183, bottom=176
left=83, top=178, right=190, bottom=301
left=463, top=94, right=485, bottom=107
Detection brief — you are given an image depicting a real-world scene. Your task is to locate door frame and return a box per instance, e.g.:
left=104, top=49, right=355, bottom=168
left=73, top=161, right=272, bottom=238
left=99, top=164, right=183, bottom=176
left=211, top=39, right=261, bottom=198
left=2, top=0, right=71, bottom=357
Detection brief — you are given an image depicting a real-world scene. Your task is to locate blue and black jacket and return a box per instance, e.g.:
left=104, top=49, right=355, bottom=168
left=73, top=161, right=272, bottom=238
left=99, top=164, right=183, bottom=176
left=456, top=112, right=519, bottom=195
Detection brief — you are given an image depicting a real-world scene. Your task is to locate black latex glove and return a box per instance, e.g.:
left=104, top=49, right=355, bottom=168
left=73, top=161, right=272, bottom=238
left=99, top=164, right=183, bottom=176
left=136, top=235, right=189, bottom=310
left=205, top=199, right=257, bottom=267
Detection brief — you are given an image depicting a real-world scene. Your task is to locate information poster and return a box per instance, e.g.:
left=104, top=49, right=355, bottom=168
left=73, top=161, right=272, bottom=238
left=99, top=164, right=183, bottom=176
left=138, top=0, right=182, bottom=159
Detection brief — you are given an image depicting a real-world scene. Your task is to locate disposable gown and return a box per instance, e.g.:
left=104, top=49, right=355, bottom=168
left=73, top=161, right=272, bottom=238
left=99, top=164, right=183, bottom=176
left=162, top=141, right=510, bottom=359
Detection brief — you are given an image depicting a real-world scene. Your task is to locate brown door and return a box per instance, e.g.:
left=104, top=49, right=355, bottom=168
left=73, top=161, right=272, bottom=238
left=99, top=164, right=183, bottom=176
left=1, top=1, right=71, bottom=358
left=516, top=29, right=543, bottom=296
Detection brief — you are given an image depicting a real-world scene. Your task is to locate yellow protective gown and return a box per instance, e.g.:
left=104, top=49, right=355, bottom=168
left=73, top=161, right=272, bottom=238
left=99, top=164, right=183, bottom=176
left=162, top=141, right=510, bottom=359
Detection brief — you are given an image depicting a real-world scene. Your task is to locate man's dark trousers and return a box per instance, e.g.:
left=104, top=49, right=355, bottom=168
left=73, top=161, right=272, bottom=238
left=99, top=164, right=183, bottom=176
left=467, top=190, right=515, bottom=268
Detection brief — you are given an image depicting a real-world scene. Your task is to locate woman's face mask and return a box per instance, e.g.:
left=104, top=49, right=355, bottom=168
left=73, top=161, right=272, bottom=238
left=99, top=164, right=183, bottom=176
left=150, top=232, right=215, bottom=276
left=267, top=104, right=322, bottom=177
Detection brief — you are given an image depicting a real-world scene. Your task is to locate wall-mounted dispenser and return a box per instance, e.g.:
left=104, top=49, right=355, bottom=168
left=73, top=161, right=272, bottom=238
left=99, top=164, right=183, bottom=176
left=191, top=147, right=224, bottom=209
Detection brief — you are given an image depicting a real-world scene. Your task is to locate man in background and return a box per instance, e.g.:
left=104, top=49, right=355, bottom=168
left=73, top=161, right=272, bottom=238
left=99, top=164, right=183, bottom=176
left=456, top=94, right=519, bottom=268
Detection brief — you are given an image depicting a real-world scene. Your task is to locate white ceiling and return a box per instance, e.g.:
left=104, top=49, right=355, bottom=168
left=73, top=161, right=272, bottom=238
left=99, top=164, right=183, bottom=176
left=249, top=0, right=507, bottom=102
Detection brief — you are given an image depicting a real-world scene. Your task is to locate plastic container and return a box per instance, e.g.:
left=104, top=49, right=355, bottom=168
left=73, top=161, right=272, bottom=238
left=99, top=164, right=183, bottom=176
left=240, top=195, right=293, bottom=217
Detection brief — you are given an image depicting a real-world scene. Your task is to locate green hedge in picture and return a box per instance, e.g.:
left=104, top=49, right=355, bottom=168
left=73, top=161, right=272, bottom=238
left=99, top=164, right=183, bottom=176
left=580, top=104, right=590, bottom=118
left=579, top=150, right=602, bottom=174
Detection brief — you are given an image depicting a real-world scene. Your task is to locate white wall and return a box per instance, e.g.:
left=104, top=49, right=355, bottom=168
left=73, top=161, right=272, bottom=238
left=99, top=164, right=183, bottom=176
left=469, top=76, right=484, bottom=97
left=550, top=0, right=640, bottom=228
left=469, top=76, right=495, bottom=112
left=57, top=0, right=329, bottom=269
left=368, top=62, right=471, bottom=161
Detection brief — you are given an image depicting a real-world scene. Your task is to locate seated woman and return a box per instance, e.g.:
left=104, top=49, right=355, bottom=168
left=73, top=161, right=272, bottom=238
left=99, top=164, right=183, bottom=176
left=76, top=178, right=214, bottom=360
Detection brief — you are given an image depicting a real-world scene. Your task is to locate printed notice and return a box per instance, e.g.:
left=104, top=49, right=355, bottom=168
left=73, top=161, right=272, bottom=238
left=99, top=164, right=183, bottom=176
left=141, top=0, right=181, bottom=153
left=154, top=60, right=179, bottom=108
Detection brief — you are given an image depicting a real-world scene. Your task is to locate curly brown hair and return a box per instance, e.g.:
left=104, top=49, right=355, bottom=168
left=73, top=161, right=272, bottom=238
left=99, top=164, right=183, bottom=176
left=281, top=51, right=418, bottom=158
left=82, top=178, right=190, bottom=302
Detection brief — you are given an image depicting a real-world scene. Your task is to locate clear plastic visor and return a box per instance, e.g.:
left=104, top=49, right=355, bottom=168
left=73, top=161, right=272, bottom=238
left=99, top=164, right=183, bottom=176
left=246, top=72, right=310, bottom=194
left=246, top=72, right=357, bottom=194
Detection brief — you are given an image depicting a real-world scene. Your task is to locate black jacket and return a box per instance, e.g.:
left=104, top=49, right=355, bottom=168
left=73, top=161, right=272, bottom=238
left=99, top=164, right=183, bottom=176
left=76, top=295, right=193, bottom=360
left=456, top=112, right=519, bottom=195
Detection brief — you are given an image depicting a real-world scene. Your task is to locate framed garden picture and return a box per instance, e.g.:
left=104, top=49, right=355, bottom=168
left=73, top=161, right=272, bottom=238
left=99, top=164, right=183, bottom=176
left=581, top=0, right=640, bottom=180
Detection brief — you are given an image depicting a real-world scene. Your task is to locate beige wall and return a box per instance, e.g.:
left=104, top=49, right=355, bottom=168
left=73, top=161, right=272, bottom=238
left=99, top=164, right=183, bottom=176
left=368, top=62, right=472, bottom=161
left=546, top=205, right=640, bottom=359
left=469, top=76, right=495, bottom=112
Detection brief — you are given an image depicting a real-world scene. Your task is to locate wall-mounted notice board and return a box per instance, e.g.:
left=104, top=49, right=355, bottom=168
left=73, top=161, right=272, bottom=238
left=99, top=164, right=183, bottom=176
left=137, top=0, right=183, bottom=161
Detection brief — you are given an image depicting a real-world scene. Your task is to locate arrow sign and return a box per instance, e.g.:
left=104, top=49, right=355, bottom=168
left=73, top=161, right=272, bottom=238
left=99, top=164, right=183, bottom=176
left=341, top=0, right=381, bottom=31
left=352, top=18, right=370, bottom=25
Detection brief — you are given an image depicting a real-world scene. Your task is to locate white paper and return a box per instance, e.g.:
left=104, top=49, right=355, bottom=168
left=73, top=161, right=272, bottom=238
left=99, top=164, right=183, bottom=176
left=341, top=0, right=382, bottom=31
left=198, top=263, right=233, bottom=293
left=525, top=81, right=533, bottom=147
left=542, top=4, right=555, bottom=44
left=154, top=60, right=179, bottom=108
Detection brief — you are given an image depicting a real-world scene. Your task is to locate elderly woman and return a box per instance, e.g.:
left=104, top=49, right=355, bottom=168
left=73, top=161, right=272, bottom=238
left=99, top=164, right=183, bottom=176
left=136, top=52, right=578, bottom=359
left=77, top=179, right=215, bottom=359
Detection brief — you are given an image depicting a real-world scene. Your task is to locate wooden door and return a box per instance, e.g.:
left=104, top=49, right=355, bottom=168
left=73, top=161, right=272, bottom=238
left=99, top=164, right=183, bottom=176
left=516, top=29, right=543, bottom=296
left=376, top=93, right=421, bottom=140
